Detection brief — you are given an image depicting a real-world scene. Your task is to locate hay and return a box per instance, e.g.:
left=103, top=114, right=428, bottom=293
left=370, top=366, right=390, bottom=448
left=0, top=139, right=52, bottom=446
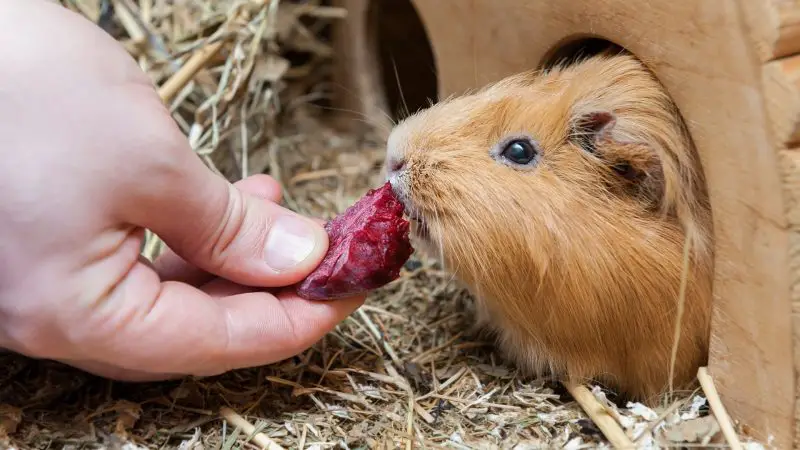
left=0, top=1, right=769, bottom=448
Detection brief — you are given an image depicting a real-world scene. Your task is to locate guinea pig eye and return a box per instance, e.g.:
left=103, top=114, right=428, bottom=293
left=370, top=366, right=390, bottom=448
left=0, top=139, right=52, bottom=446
left=491, top=136, right=541, bottom=169
left=502, top=140, right=537, bottom=164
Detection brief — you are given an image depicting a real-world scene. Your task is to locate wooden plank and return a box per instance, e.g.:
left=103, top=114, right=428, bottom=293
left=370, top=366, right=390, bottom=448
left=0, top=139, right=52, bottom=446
left=780, top=148, right=800, bottom=450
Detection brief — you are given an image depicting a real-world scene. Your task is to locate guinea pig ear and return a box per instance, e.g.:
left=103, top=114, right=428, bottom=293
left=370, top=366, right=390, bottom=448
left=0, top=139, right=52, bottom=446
left=570, top=110, right=666, bottom=208
left=604, top=143, right=666, bottom=210
left=568, top=110, right=617, bottom=155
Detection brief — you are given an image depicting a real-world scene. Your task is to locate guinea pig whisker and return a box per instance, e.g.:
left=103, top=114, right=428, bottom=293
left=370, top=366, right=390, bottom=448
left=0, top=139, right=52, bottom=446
left=430, top=203, right=448, bottom=269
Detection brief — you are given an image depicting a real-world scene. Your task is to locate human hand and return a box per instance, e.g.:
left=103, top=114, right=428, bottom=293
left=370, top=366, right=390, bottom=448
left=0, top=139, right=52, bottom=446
left=0, top=0, right=364, bottom=381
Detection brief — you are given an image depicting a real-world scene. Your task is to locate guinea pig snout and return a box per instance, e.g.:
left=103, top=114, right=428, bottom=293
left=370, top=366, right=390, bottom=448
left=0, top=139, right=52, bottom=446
left=386, top=155, right=406, bottom=174
left=386, top=167, right=418, bottom=220
left=385, top=154, right=407, bottom=191
left=388, top=174, right=411, bottom=210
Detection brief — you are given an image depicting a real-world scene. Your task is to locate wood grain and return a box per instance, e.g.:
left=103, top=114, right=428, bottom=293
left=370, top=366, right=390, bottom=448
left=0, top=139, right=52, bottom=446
left=779, top=148, right=800, bottom=449
left=765, top=29, right=800, bottom=449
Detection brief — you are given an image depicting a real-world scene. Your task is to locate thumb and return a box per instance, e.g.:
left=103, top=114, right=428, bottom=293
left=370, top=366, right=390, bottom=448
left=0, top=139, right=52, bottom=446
left=122, top=147, right=329, bottom=288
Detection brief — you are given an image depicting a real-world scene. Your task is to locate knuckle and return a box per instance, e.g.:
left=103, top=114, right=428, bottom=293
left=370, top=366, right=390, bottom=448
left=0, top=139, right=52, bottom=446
left=202, top=187, right=251, bottom=263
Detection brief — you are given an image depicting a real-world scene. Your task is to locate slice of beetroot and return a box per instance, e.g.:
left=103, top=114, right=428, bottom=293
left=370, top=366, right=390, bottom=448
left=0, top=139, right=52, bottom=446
left=296, top=182, right=414, bottom=300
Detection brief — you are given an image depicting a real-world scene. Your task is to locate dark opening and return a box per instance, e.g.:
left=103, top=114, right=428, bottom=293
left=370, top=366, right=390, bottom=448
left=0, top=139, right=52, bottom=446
left=371, top=0, right=438, bottom=121
left=539, top=36, right=626, bottom=70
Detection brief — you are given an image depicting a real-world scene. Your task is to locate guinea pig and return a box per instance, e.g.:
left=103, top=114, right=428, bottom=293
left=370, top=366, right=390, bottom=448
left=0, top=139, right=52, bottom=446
left=384, top=50, right=714, bottom=404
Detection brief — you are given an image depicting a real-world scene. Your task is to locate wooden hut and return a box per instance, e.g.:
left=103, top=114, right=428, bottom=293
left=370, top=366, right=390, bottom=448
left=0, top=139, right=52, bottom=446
left=330, top=1, right=800, bottom=447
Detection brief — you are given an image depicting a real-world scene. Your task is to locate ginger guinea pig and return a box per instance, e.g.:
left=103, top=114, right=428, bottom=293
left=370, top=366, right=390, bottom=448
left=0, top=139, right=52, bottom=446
left=384, top=52, right=714, bottom=403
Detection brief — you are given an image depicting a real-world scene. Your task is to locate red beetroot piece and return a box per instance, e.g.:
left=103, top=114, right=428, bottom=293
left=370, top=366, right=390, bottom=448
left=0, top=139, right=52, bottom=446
left=296, top=182, right=414, bottom=300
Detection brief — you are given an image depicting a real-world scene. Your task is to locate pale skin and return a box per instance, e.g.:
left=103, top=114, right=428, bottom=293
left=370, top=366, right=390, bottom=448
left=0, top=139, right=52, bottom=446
left=0, top=0, right=365, bottom=381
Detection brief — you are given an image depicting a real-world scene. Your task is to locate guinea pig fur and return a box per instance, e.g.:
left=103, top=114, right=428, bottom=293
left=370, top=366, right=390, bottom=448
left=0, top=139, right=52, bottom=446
left=384, top=51, right=714, bottom=404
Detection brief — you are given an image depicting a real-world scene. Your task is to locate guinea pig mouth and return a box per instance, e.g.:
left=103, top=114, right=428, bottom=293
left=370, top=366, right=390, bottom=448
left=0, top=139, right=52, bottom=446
left=402, top=207, right=425, bottom=228
left=405, top=210, right=423, bottom=222
left=414, top=221, right=430, bottom=240
left=406, top=212, right=431, bottom=241
left=387, top=178, right=431, bottom=239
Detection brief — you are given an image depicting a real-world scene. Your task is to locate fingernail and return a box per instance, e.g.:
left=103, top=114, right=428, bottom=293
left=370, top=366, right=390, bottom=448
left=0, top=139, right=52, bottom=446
left=264, top=215, right=321, bottom=271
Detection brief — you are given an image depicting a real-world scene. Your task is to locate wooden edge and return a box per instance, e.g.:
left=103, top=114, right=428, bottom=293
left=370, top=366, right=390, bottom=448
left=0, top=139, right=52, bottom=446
left=775, top=54, right=800, bottom=146
left=329, top=0, right=392, bottom=137
left=774, top=1, right=800, bottom=59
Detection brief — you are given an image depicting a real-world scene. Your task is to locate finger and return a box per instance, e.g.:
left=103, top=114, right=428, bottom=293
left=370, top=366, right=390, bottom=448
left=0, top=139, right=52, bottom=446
left=153, top=174, right=284, bottom=285
left=198, top=277, right=269, bottom=298
left=63, top=259, right=365, bottom=375
left=215, top=289, right=365, bottom=372
left=234, top=288, right=365, bottom=364
left=116, top=87, right=328, bottom=288
left=57, top=357, right=180, bottom=382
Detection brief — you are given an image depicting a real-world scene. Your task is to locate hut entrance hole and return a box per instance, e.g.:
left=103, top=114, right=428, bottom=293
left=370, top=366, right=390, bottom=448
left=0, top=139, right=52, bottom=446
left=369, top=0, right=438, bottom=121
left=539, top=35, right=624, bottom=69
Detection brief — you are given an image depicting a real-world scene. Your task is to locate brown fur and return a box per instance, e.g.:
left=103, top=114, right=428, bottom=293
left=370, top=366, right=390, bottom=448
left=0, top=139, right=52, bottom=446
left=384, top=52, right=714, bottom=404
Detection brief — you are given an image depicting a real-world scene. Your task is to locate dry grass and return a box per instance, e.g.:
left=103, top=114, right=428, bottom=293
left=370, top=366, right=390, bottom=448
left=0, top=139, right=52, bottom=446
left=0, top=1, right=771, bottom=448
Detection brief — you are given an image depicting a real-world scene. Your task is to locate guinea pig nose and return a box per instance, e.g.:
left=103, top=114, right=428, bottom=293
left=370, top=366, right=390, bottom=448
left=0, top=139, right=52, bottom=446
left=387, top=156, right=406, bottom=174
